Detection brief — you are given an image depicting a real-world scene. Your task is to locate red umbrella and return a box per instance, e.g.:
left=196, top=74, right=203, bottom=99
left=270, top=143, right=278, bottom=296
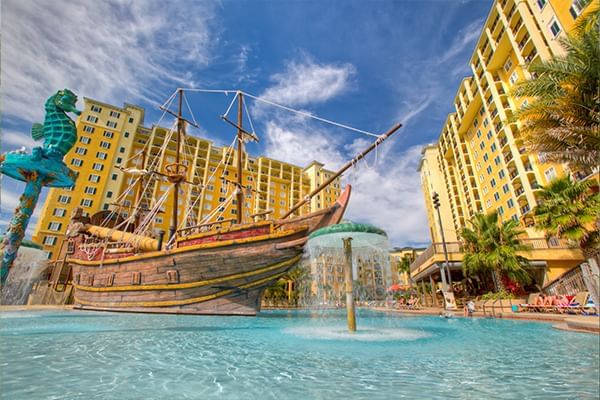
left=387, top=283, right=409, bottom=292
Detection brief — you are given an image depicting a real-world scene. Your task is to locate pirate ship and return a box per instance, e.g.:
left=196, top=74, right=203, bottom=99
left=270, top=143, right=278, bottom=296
left=65, top=89, right=401, bottom=315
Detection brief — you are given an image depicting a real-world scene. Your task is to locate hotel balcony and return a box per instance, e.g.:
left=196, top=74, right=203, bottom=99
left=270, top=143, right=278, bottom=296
left=409, top=238, right=584, bottom=286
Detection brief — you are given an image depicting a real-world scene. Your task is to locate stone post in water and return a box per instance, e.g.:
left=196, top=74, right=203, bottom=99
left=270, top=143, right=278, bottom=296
left=342, top=237, right=356, bottom=332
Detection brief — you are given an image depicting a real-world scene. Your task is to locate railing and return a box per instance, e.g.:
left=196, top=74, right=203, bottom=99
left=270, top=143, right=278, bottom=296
left=410, top=238, right=577, bottom=274
left=544, top=266, right=587, bottom=296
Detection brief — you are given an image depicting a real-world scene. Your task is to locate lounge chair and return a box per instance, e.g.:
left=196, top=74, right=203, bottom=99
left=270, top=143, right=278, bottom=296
left=407, top=297, right=421, bottom=310
left=555, top=292, right=590, bottom=314
left=519, top=293, right=541, bottom=312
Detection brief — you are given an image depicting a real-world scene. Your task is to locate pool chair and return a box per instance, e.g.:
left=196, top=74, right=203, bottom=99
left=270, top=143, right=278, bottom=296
left=407, top=297, right=421, bottom=310
left=519, top=293, right=541, bottom=312
left=555, top=292, right=590, bottom=314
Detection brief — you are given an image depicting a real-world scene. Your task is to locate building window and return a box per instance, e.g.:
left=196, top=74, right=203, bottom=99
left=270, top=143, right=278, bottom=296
left=103, top=131, right=114, bottom=139
left=86, top=115, right=98, bottom=123
left=96, top=152, right=108, bottom=160
left=107, top=191, right=113, bottom=198
left=486, top=199, right=492, bottom=208
left=53, top=208, right=66, bottom=217
left=128, top=117, right=134, bottom=123
left=483, top=153, right=489, bottom=162
left=507, top=199, right=515, bottom=208
left=119, top=147, right=125, bottom=153
left=544, top=167, right=557, bottom=181
left=48, top=222, right=62, bottom=231
left=70, top=158, right=83, bottom=167
left=109, top=110, right=121, bottom=118
left=124, top=131, right=130, bottom=138
left=502, top=184, right=510, bottom=194
left=84, top=186, right=97, bottom=195
left=90, top=105, right=102, bottom=113
left=499, top=170, right=506, bottom=179
left=476, top=130, right=482, bottom=138
left=570, top=0, right=588, bottom=18
left=89, top=174, right=100, bottom=183
left=490, top=143, right=497, bottom=152
left=79, top=136, right=91, bottom=144
left=100, top=141, right=111, bottom=149
left=116, top=157, right=122, bottom=164
left=494, top=155, right=501, bottom=165
left=58, top=195, right=71, bottom=204
left=497, top=206, right=504, bottom=215
left=479, top=142, right=485, bottom=150
left=494, top=192, right=500, bottom=201
left=486, top=166, right=493, bottom=175
left=83, top=125, right=95, bottom=134
left=509, top=71, right=519, bottom=85
left=106, top=121, right=118, bottom=129
left=503, top=58, right=513, bottom=73
left=75, top=147, right=87, bottom=155
left=43, top=236, right=57, bottom=246
left=490, top=178, right=497, bottom=187
left=80, top=198, right=93, bottom=208
left=537, top=0, right=547, bottom=10
left=549, top=18, right=561, bottom=37
left=111, top=174, right=118, bottom=180
left=92, top=163, right=104, bottom=171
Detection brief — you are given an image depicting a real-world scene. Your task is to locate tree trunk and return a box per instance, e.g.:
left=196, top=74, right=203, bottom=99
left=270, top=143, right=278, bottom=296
left=492, top=268, right=505, bottom=292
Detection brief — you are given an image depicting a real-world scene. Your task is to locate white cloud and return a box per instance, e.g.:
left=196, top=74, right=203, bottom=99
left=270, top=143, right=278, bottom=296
left=262, top=57, right=356, bottom=107
left=343, top=145, right=430, bottom=246
left=437, top=18, right=484, bottom=65
left=1, top=0, right=217, bottom=122
left=1, top=130, right=39, bottom=151
left=261, top=117, right=429, bottom=245
left=263, top=119, right=346, bottom=170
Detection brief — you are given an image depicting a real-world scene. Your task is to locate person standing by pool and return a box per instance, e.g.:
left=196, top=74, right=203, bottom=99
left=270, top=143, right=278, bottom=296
left=463, top=300, right=475, bottom=317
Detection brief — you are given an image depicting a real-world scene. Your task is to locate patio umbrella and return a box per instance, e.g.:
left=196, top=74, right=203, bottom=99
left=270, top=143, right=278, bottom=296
left=387, top=283, right=409, bottom=292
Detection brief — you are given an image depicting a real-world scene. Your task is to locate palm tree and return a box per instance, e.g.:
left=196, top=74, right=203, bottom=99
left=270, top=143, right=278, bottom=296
left=512, top=6, right=600, bottom=168
left=460, top=212, right=531, bottom=292
left=397, top=253, right=414, bottom=275
left=534, top=176, right=600, bottom=259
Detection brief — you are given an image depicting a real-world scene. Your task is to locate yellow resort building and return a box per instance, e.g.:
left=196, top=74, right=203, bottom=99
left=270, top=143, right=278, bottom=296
left=32, top=97, right=341, bottom=260
left=412, top=0, right=595, bottom=291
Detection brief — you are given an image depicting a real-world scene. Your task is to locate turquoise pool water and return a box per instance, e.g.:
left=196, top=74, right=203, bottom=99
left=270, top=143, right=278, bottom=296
left=1, top=310, right=598, bottom=399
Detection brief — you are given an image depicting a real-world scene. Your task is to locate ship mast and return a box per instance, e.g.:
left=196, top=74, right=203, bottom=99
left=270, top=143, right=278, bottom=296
left=236, top=92, right=244, bottom=224
left=170, top=88, right=184, bottom=240
left=133, top=151, right=147, bottom=227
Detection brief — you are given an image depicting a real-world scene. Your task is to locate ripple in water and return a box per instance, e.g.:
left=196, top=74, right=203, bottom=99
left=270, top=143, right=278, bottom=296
left=283, top=326, right=431, bottom=341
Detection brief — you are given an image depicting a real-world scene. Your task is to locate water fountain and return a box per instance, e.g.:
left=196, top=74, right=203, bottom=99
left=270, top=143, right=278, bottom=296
left=305, top=221, right=391, bottom=332
left=0, top=89, right=80, bottom=294
left=0, top=239, right=48, bottom=304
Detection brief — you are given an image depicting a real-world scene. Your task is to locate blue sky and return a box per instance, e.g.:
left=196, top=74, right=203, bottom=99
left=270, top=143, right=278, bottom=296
left=0, top=0, right=492, bottom=246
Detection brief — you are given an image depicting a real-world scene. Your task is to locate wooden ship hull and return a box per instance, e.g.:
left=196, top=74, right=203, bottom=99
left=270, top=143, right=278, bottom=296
left=69, top=186, right=351, bottom=315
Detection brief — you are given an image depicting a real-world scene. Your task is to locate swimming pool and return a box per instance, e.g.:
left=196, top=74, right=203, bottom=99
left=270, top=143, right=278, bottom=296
left=1, top=310, right=598, bottom=399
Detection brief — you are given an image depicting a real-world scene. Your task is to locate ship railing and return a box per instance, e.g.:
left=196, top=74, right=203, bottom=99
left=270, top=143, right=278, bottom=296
left=177, top=218, right=236, bottom=236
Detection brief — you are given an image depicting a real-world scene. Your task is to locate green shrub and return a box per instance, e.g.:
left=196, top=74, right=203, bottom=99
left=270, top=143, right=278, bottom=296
left=480, top=290, right=515, bottom=301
